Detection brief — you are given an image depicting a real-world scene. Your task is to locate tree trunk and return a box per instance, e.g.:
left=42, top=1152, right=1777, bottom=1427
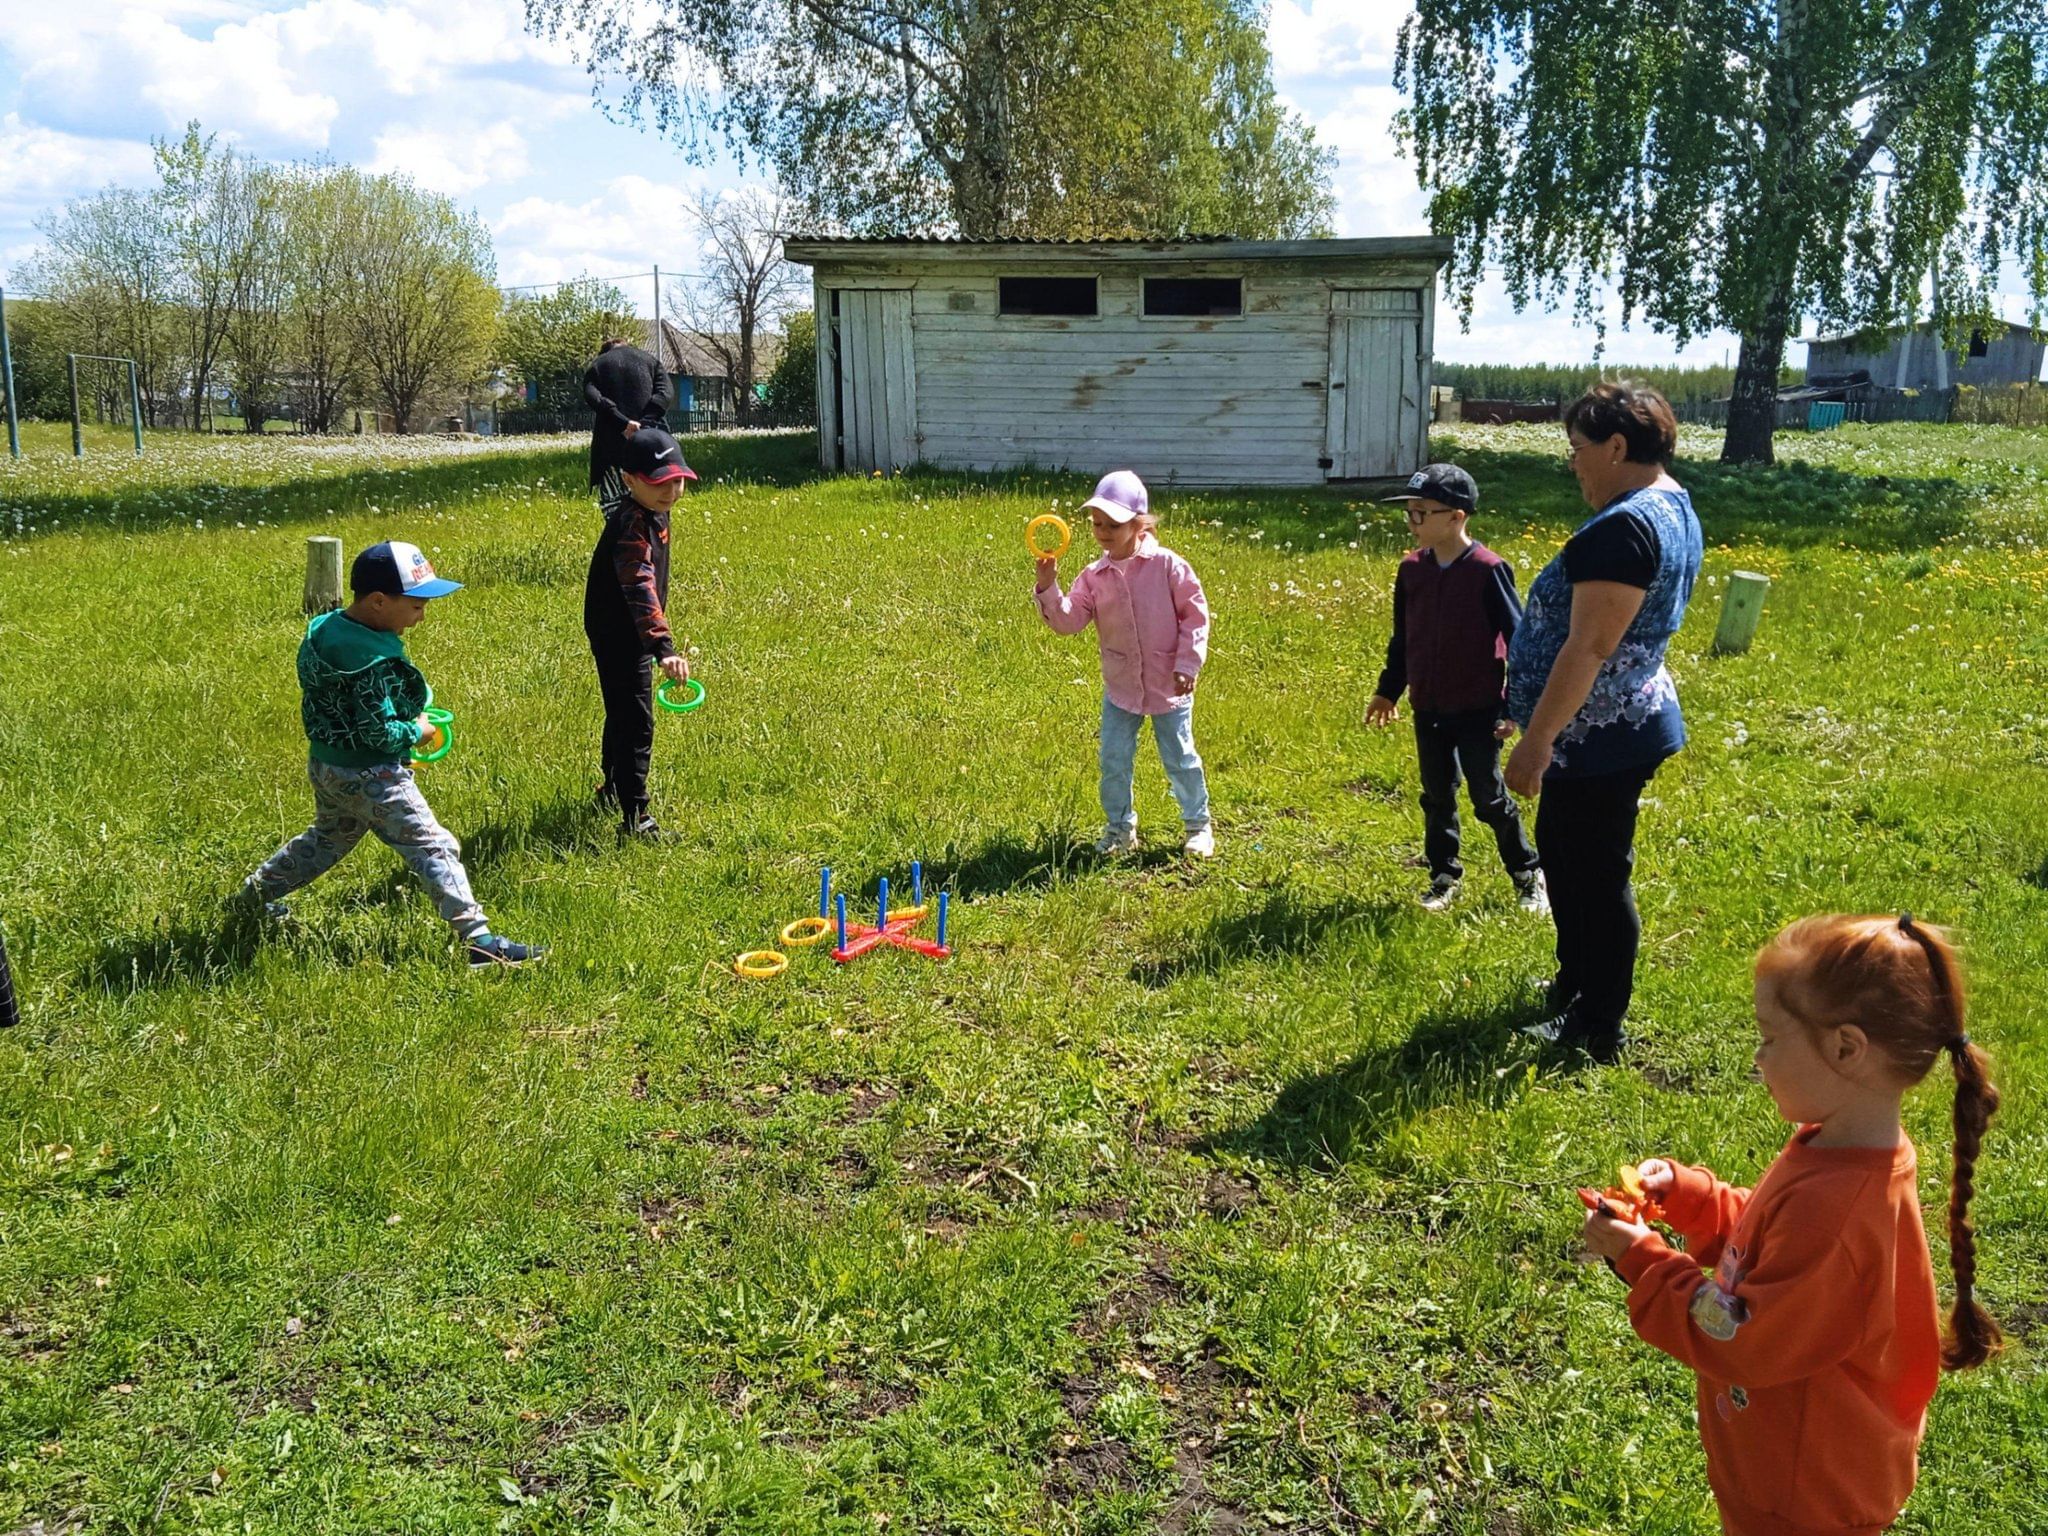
left=1722, top=278, right=1794, bottom=466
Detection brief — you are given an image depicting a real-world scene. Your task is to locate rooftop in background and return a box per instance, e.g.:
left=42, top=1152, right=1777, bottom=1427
left=782, top=236, right=1454, bottom=265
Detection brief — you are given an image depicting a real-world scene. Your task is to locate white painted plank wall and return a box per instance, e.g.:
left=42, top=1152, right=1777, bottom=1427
left=909, top=273, right=1338, bottom=485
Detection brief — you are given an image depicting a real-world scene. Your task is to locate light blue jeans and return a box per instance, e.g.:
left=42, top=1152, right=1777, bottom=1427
left=251, top=759, right=489, bottom=939
left=1100, top=698, right=1210, bottom=834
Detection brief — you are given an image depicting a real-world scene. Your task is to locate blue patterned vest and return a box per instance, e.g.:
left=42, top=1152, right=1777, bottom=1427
left=1506, top=486, right=1702, bottom=778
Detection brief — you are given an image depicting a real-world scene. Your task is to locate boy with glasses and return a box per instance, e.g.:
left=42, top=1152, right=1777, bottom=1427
left=1364, top=464, right=1545, bottom=913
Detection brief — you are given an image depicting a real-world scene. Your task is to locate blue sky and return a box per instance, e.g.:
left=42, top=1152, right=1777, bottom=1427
left=1, top=0, right=1754, bottom=364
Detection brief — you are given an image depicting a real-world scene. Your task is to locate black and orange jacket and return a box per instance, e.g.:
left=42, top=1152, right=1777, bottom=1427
left=584, top=489, right=674, bottom=658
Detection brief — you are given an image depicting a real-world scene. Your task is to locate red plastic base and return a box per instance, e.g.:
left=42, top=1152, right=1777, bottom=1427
left=830, top=910, right=952, bottom=964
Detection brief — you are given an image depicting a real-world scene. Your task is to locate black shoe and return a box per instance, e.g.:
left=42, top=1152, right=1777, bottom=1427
left=621, top=813, right=668, bottom=841
left=1522, top=1009, right=1627, bottom=1064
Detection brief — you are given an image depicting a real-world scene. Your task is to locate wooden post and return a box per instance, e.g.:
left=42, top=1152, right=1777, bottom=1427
left=304, top=536, right=345, bottom=614
left=1712, top=570, right=1770, bottom=654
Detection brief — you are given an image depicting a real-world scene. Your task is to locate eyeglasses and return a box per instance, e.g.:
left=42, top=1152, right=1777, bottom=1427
left=1404, top=506, right=1452, bottom=524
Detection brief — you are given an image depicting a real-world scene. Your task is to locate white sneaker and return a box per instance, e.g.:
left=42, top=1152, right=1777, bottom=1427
left=1183, top=825, right=1216, bottom=859
left=1515, top=871, right=1550, bottom=916
left=1094, top=827, right=1140, bottom=855
left=1419, top=876, right=1460, bottom=912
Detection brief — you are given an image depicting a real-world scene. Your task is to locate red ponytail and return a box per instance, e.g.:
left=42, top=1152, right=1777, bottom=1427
left=1757, top=915, right=2003, bottom=1370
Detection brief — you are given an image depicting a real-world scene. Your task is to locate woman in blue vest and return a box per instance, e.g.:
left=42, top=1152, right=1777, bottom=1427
left=1503, top=383, right=1702, bottom=1062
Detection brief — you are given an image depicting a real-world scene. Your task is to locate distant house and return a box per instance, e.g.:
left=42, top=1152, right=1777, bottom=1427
left=781, top=236, right=1454, bottom=484
left=649, top=318, right=786, bottom=420
left=1804, top=319, right=2047, bottom=392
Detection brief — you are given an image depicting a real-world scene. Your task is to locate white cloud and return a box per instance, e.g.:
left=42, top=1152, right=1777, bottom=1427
left=0, top=114, right=159, bottom=199
left=6, top=0, right=582, bottom=150
left=373, top=120, right=530, bottom=195
left=1267, top=0, right=1404, bottom=85
left=493, top=172, right=716, bottom=298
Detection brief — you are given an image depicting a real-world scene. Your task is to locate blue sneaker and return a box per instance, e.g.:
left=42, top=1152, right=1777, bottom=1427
left=467, top=934, right=543, bottom=969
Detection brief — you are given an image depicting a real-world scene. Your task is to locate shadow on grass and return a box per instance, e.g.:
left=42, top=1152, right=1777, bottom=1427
left=7, top=432, right=824, bottom=539
left=2023, top=853, right=2048, bottom=892
left=1129, top=888, right=1405, bottom=988
left=78, top=908, right=263, bottom=995
left=1201, top=1006, right=1535, bottom=1170
left=925, top=828, right=1169, bottom=900
left=461, top=789, right=616, bottom=870
left=1125, top=437, right=1982, bottom=556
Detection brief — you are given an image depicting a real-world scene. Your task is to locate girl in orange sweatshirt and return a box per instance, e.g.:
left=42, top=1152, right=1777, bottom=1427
left=1581, top=914, right=2002, bottom=1536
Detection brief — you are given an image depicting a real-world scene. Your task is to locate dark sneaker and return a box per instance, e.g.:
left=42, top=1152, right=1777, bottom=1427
left=468, top=934, right=543, bottom=969
left=1514, top=871, right=1550, bottom=916
left=1419, top=875, right=1460, bottom=912
left=230, top=879, right=291, bottom=924
left=621, top=813, right=668, bottom=841
left=1522, top=1010, right=1627, bottom=1064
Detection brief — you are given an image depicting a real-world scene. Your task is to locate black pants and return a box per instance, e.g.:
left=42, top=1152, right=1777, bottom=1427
left=1414, top=708, right=1540, bottom=883
left=589, top=633, right=654, bottom=820
left=1534, top=761, right=1660, bottom=1036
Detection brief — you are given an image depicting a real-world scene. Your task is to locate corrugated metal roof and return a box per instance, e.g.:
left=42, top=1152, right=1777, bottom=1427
left=783, top=233, right=1454, bottom=266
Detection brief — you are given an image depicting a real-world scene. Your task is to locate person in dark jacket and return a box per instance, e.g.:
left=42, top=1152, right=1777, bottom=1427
left=1365, top=463, right=1545, bottom=914
left=584, top=335, right=675, bottom=498
left=587, top=426, right=696, bottom=838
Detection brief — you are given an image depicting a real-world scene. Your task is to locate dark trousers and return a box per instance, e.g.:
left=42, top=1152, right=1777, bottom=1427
left=1534, top=761, right=1660, bottom=1035
left=1414, top=708, right=1539, bottom=883
left=589, top=633, right=654, bottom=819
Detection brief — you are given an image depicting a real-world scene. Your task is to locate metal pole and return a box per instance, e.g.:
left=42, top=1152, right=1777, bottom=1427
left=68, top=353, right=81, bottom=458
left=128, top=360, right=143, bottom=456
left=652, top=264, right=662, bottom=351
left=0, top=287, right=19, bottom=458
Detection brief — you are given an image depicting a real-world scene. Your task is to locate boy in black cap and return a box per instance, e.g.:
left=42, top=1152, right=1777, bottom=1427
left=586, top=425, right=696, bottom=837
left=1364, top=464, right=1545, bottom=914
left=239, top=542, right=542, bottom=967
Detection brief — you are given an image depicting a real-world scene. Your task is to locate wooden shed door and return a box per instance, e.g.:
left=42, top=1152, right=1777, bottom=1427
left=830, top=288, right=917, bottom=472
left=1325, top=290, right=1422, bottom=478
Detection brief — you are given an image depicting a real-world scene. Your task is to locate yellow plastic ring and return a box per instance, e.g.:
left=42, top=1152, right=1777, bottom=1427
left=734, top=950, right=789, bottom=979
left=780, top=917, right=833, bottom=947
left=1026, top=514, right=1071, bottom=559
left=887, top=905, right=927, bottom=923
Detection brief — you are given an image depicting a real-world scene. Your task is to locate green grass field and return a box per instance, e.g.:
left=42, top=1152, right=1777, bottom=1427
left=2, top=417, right=2045, bottom=1534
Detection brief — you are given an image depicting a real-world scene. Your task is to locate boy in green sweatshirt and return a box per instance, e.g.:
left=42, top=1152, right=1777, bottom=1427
left=239, top=541, right=540, bottom=968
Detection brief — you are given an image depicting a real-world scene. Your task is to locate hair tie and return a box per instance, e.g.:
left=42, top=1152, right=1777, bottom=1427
left=1948, top=1034, right=1972, bottom=1054
left=1898, top=911, right=1915, bottom=932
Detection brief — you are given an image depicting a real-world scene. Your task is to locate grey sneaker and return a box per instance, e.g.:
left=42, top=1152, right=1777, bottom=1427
left=1514, top=871, right=1550, bottom=916
left=1094, top=826, right=1140, bottom=856
left=1419, top=876, right=1460, bottom=912
left=467, top=934, right=544, bottom=969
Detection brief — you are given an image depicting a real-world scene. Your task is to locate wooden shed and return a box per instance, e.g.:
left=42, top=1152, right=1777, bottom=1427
left=782, top=237, right=1454, bottom=485
left=1804, top=319, right=2048, bottom=392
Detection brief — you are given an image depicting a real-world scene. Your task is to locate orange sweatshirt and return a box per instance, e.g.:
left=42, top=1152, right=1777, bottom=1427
left=1614, top=1127, right=1941, bottom=1536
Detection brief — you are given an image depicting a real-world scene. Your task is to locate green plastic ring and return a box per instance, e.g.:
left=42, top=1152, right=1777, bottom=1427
left=655, top=677, right=706, bottom=714
left=412, top=705, right=456, bottom=764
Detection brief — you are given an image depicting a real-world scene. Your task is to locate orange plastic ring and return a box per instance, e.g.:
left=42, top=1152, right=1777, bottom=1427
left=1026, top=514, right=1071, bottom=559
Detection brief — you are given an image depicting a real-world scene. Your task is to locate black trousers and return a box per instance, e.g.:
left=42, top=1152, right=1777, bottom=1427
left=1414, top=708, right=1540, bottom=883
left=589, top=632, right=654, bottom=819
left=1534, top=760, right=1660, bottom=1035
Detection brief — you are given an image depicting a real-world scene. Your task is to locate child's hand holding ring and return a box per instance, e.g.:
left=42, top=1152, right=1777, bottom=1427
left=1580, top=1204, right=1651, bottom=1261
left=1633, top=1159, right=1675, bottom=1199
left=1035, top=555, right=1057, bottom=590
left=660, top=654, right=690, bottom=684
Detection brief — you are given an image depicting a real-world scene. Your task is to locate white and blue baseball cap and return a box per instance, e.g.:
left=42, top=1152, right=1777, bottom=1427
left=351, top=540, right=462, bottom=599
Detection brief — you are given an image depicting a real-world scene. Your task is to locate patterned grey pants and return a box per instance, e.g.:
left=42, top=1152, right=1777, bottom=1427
left=251, top=759, right=488, bottom=938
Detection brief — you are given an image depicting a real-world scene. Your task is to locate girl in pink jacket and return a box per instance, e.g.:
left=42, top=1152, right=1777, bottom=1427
left=1035, top=470, right=1215, bottom=858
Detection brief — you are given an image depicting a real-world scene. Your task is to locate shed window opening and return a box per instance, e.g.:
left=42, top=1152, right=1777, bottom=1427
left=1967, top=329, right=1989, bottom=359
left=998, top=276, right=1098, bottom=317
left=1143, top=277, right=1243, bottom=317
